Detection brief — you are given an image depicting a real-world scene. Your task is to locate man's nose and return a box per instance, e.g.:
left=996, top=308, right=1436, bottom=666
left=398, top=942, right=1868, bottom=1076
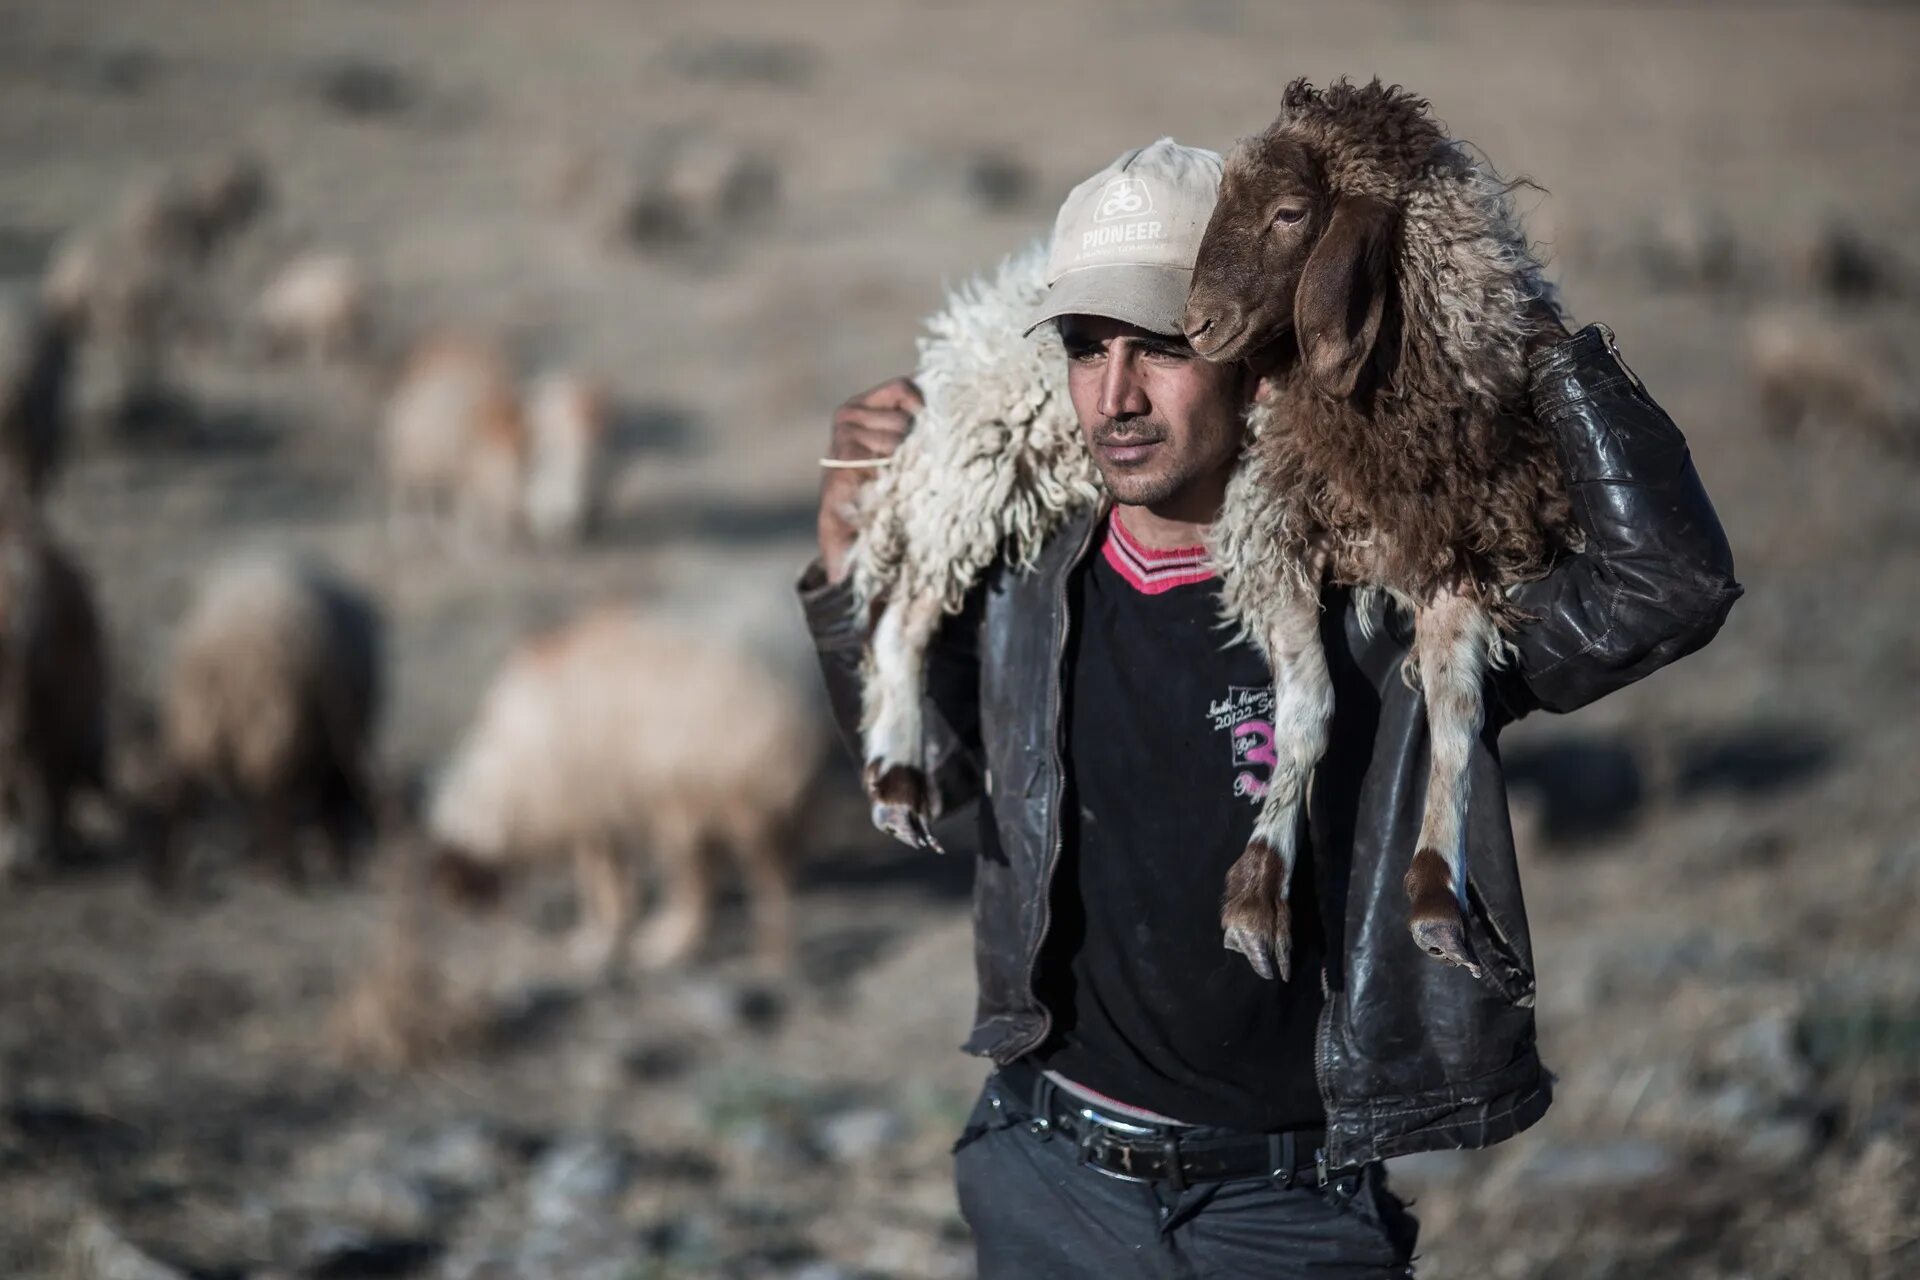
left=1097, top=347, right=1151, bottom=420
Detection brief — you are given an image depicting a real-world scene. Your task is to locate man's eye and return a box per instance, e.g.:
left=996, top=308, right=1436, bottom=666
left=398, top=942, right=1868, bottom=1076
left=1068, top=347, right=1103, bottom=363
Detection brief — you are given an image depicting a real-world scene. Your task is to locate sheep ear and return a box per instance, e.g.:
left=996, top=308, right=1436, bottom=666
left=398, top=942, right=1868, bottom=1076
left=1293, top=194, right=1396, bottom=398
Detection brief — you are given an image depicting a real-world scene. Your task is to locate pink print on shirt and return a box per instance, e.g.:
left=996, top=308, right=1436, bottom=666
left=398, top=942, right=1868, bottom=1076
left=1207, top=686, right=1277, bottom=804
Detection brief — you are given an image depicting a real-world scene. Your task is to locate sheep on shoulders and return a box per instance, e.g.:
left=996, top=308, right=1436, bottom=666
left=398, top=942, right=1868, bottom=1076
left=1182, top=77, right=1577, bottom=980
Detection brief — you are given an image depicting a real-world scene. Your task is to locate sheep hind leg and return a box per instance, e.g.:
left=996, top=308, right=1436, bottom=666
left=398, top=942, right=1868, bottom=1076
left=1221, top=588, right=1332, bottom=982
left=860, top=592, right=944, bottom=852
left=635, top=816, right=712, bottom=971
left=734, top=823, right=794, bottom=974
left=569, top=834, right=636, bottom=978
left=1404, top=593, right=1496, bottom=977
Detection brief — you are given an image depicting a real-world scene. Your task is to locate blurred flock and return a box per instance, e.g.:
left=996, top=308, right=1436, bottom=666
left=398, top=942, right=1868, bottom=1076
left=0, top=2, right=1916, bottom=1278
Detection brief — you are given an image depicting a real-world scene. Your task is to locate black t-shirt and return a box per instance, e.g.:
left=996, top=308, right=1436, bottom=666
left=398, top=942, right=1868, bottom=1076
left=1032, top=509, right=1327, bottom=1132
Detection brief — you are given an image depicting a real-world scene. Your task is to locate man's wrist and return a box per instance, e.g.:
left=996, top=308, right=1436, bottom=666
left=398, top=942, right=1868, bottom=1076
left=798, top=556, right=863, bottom=650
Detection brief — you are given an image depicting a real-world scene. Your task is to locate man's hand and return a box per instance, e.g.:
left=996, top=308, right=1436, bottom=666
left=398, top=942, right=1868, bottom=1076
left=819, top=377, right=923, bottom=585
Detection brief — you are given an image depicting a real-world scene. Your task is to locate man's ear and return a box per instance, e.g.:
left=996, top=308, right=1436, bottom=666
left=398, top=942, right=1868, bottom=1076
left=1293, top=194, right=1396, bottom=399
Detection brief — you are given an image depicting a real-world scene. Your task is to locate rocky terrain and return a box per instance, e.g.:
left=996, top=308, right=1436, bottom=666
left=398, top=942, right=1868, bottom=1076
left=0, top=1, right=1916, bottom=1277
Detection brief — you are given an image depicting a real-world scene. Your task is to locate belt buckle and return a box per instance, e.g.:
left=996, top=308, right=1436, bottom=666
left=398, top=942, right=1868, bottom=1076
left=1073, top=1105, right=1165, bottom=1185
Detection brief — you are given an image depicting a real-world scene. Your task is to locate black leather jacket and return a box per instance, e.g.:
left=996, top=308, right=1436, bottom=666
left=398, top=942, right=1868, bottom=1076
left=797, top=324, right=1742, bottom=1167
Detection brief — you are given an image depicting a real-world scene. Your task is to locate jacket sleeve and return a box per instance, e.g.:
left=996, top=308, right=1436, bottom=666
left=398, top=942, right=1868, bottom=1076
left=1497, top=323, right=1743, bottom=717
left=795, top=560, right=986, bottom=816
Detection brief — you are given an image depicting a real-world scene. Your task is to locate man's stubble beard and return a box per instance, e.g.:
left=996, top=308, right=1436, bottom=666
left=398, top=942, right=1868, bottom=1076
left=1098, top=461, right=1186, bottom=508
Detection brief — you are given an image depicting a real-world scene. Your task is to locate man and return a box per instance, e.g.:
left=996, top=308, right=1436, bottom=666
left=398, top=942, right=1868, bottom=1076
left=798, top=140, right=1738, bottom=1277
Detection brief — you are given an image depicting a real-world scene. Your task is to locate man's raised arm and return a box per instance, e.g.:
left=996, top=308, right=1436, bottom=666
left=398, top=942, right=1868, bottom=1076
left=797, top=378, right=986, bottom=817
left=1499, top=323, right=1743, bottom=717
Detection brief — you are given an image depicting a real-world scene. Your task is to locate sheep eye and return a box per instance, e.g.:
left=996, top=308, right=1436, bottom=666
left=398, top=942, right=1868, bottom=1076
left=1272, top=206, right=1308, bottom=228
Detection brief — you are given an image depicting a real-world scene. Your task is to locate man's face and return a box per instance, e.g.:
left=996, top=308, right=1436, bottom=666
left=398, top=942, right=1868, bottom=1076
left=1059, top=314, right=1257, bottom=511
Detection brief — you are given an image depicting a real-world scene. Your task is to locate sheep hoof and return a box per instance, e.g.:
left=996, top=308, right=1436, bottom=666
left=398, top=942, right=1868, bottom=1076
left=1222, top=923, right=1292, bottom=982
left=1405, top=848, right=1481, bottom=976
left=1219, top=838, right=1291, bottom=981
left=863, top=760, right=943, bottom=853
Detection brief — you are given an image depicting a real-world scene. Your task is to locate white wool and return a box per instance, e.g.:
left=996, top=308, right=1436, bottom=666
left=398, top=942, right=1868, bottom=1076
left=257, top=251, right=366, bottom=355
left=383, top=336, right=526, bottom=537
left=522, top=370, right=606, bottom=546
left=851, top=242, right=1102, bottom=618
left=428, top=609, right=819, bottom=865
left=848, top=245, right=1101, bottom=772
left=164, top=551, right=373, bottom=793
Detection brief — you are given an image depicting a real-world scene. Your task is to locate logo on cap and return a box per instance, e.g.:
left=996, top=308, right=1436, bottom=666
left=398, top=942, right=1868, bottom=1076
left=1093, top=177, right=1154, bottom=223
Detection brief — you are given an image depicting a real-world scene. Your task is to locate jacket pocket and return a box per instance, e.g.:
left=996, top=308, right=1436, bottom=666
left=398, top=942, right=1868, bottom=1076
left=1463, top=878, right=1537, bottom=1008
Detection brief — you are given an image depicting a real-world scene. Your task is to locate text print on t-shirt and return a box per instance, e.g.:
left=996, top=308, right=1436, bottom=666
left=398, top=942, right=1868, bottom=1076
left=1206, top=686, right=1276, bottom=802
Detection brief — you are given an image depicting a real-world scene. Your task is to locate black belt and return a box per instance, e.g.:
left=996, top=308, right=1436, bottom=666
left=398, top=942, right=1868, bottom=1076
left=993, top=1058, right=1330, bottom=1191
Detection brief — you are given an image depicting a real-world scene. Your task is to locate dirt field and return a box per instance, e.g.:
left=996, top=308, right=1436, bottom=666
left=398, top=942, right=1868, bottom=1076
left=1, top=1, right=1917, bottom=1277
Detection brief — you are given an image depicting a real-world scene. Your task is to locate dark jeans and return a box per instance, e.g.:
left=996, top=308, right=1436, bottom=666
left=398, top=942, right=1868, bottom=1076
left=952, top=1070, right=1419, bottom=1279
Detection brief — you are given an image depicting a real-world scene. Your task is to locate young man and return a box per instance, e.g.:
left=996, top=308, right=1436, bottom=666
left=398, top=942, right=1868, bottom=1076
left=798, top=140, right=1739, bottom=1277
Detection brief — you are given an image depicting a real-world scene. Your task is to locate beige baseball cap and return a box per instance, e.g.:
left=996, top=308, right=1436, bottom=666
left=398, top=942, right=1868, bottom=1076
left=1025, top=137, right=1224, bottom=339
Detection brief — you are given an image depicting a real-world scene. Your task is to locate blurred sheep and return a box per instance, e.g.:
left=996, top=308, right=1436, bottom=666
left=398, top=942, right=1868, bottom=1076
left=148, top=552, right=383, bottom=888
left=1747, top=308, right=1919, bottom=454
left=522, top=369, right=609, bottom=546
left=256, top=250, right=369, bottom=360
left=0, top=499, right=108, bottom=879
left=0, top=287, right=72, bottom=497
left=42, top=152, right=270, bottom=344
left=383, top=335, right=527, bottom=544
left=427, top=608, right=822, bottom=974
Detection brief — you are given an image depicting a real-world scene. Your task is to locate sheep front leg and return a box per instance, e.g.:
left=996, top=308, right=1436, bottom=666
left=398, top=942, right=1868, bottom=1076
left=1220, top=583, right=1332, bottom=982
left=859, top=591, right=944, bottom=852
left=1404, top=591, right=1497, bottom=977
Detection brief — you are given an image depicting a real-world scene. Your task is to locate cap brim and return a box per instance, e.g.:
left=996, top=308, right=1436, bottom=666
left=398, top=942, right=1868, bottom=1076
left=1024, top=264, right=1193, bottom=339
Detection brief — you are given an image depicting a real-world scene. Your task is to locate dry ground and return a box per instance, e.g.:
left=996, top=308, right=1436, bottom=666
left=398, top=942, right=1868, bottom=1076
left=1, top=1, right=1917, bottom=1277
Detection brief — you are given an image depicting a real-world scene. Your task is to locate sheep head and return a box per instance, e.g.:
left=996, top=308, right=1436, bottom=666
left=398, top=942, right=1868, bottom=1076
left=1188, top=158, right=1400, bottom=403
left=1184, top=79, right=1451, bottom=396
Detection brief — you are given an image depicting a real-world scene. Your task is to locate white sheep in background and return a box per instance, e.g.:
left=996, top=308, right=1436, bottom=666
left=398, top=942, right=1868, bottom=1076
left=0, top=501, right=108, bottom=880
left=150, top=551, right=383, bottom=888
left=522, top=368, right=609, bottom=546
left=427, top=608, right=822, bottom=975
left=382, top=334, right=527, bottom=545
left=256, top=250, right=369, bottom=361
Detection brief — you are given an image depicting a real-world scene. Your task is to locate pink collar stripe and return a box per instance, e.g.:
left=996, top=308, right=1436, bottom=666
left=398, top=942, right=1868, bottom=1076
left=1100, top=509, right=1216, bottom=594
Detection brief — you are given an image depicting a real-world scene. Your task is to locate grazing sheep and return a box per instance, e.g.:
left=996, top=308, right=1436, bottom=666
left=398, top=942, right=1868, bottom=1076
left=1747, top=307, right=1919, bottom=454
left=1178, top=78, right=1578, bottom=979
left=42, top=153, right=269, bottom=344
left=257, top=250, right=369, bottom=360
left=0, top=287, right=72, bottom=497
left=0, top=499, right=108, bottom=878
left=383, top=335, right=527, bottom=544
left=522, top=369, right=609, bottom=546
left=427, top=609, right=822, bottom=974
left=150, top=552, right=383, bottom=888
